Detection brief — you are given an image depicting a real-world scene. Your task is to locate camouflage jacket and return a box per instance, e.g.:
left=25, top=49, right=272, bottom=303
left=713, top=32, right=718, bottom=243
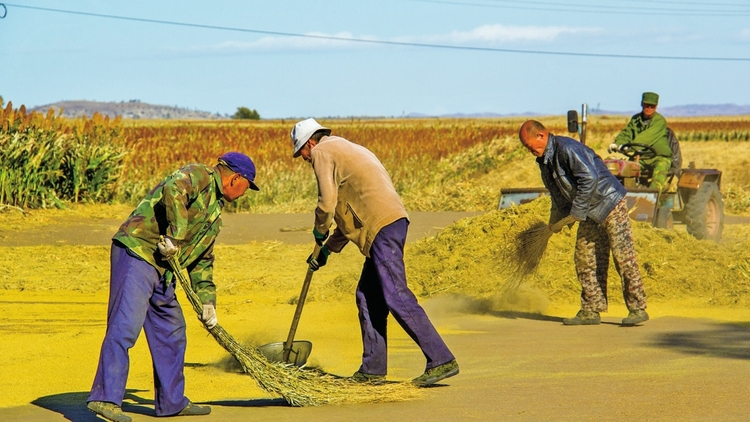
left=113, top=164, right=224, bottom=305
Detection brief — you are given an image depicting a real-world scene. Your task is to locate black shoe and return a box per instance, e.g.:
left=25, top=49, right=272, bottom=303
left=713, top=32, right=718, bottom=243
left=412, top=359, right=459, bottom=386
left=622, top=309, right=649, bottom=326
left=177, top=401, right=211, bottom=416
left=562, top=310, right=601, bottom=325
left=350, top=370, right=386, bottom=383
left=87, top=401, right=132, bottom=422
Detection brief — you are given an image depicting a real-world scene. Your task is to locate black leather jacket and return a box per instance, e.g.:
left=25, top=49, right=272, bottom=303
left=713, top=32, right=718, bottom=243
left=537, top=134, right=626, bottom=224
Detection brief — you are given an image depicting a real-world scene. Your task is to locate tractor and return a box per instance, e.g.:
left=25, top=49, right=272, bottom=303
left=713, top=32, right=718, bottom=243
left=499, top=104, right=725, bottom=241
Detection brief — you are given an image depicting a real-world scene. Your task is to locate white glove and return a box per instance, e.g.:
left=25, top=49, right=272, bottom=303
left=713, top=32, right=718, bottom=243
left=157, top=237, right=179, bottom=258
left=200, top=304, right=218, bottom=329
left=607, top=143, right=620, bottom=154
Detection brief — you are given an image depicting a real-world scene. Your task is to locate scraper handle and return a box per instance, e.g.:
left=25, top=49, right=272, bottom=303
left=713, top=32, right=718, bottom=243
left=282, top=243, right=321, bottom=363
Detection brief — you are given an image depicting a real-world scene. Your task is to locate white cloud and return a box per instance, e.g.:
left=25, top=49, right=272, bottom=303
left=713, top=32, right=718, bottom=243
left=171, top=24, right=601, bottom=55
left=171, top=31, right=376, bottom=54
left=426, top=24, right=601, bottom=44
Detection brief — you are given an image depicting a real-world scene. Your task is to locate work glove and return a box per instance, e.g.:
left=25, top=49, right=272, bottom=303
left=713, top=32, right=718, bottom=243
left=199, top=304, right=218, bottom=329
left=307, top=245, right=330, bottom=271
left=157, top=237, right=179, bottom=259
left=312, top=227, right=329, bottom=246
left=607, top=143, right=621, bottom=154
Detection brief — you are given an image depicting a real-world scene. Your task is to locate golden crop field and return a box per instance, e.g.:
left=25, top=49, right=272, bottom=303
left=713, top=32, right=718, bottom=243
left=2, top=102, right=750, bottom=214
left=114, top=115, right=750, bottom=214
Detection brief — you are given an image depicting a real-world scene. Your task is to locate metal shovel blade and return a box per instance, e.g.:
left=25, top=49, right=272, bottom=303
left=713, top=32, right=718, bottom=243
left=257, top=340, right=312, bottom=367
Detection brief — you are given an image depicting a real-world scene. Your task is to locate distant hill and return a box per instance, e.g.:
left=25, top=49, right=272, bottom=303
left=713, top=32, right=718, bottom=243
left=26, top=100, right=750, bottom=120
left=657, top=104, right=750, bottom=117
left=30, top=100, right=227, bottom=120
left=408, top=104, right=750, bottom=119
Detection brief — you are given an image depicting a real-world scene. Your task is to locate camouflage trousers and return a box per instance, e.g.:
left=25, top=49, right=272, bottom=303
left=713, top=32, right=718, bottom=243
left=574, top=198, right=647, bottom=313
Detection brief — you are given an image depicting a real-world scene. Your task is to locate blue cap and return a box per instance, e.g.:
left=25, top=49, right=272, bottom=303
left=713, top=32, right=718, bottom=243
left=218, top=152, right=259, bottom=191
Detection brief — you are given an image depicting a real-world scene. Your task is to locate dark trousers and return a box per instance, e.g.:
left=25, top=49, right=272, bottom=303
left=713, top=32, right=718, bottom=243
left=356, top=218, right=455, bottom=375
left=88, top=242, right=189, bottom=416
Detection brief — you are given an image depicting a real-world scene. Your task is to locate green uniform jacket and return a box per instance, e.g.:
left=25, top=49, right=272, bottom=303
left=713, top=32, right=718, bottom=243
left=113, top=164, right=224, bottom=305
left=614, top=111, right=671, bottom=164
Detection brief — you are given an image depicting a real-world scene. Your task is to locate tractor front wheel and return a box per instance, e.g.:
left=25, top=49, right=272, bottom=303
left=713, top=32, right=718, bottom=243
left=684, top=181, right=724, bottom=241
left=655, top=206, right=673, bottom=229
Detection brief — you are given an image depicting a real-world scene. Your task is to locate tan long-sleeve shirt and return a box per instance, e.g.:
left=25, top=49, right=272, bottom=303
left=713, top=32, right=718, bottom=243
left=311, top=135, right=408, bottom=257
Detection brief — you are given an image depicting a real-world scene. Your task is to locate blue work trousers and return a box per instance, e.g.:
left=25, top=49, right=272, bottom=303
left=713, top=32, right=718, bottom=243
left=88, top=242, right=189, bottom=416
left=356, top=218, right=455, bottom=375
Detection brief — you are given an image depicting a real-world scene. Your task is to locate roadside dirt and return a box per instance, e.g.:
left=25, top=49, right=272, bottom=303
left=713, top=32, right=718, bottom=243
left=0, top=211, right=483, bottom=247
left=3, top=212, right=750, bottom=421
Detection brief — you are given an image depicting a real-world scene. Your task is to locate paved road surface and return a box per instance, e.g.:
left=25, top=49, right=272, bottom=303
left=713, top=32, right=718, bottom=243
left=3, top=312, right=750, bottom=421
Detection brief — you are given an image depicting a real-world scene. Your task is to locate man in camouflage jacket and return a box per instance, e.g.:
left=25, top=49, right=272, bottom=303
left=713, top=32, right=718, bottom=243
left=87, top=152, right=258, bottom=422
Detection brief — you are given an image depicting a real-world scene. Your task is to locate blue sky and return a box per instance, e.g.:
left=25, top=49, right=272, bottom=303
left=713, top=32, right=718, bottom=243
left=1, top=0, right=749, bottom=118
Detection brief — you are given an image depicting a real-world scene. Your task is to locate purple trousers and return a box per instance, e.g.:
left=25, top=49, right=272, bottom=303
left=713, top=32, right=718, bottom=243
left=356, top=218, right=454, bottom=375
left=88, top=242, right=189, bottom=416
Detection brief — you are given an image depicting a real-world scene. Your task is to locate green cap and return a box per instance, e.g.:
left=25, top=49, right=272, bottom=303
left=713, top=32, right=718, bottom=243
left=642, top=92, right=659, bottom=105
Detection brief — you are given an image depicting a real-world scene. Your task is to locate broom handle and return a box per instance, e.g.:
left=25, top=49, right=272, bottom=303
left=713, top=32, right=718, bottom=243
left=160, top=237, right=205, bottom=318
left=282, top=243, right=321, bottom=362
left=550, top=215, right=577, bottom=233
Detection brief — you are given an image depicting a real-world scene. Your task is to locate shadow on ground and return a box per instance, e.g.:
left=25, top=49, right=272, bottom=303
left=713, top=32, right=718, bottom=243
left=30, top=390, right=149, bottom=422
left=652, top=321, right=750, bottom=360
left=488, top=310, right=563, bottom=323
left=31, top=390, right=289, bottom=421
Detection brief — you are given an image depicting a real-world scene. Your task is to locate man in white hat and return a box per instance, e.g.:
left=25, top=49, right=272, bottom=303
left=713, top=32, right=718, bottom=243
left=290, top=118, right=458, bottom=386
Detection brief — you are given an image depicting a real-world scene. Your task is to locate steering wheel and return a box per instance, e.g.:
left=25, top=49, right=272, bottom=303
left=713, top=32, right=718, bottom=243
left=619, top=143, right=657, bottom=161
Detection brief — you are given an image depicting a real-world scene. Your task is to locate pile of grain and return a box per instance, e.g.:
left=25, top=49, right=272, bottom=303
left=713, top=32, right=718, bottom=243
left=406, top=197, right=750, bottom=310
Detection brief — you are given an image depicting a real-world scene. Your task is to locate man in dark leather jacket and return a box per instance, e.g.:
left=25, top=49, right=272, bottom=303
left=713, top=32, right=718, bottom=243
left=519, top=120, right=649, bottom=326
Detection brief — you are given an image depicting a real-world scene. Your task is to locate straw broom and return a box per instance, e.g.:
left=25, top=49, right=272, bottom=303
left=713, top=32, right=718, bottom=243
left=164, top=254, right=421, bottom=406
left=500, top=215, right=577, bottom=292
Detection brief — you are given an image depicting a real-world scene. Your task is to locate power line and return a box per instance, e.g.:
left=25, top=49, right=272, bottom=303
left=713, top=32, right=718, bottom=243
left=3, top=3, right=750, bottom=62
left=481, top=0, right=750, bottom=9
left=592, top=0, right=750, bottom=7
left=408, top=0, right=750, bottom=16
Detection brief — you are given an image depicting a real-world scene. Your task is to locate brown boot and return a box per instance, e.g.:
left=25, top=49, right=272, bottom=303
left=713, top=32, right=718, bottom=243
left=562, top=310, right=601, bottom=325
left=87, top=401, right=132, bottom=422
left=412, top=359, right=459, bottom=386
left=622, top=309, right=649, bottom=326
left=177, top=401, right=211, bottom=416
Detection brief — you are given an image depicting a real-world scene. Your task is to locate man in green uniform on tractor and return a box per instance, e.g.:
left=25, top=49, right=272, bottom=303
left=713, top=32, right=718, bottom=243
left=608, top=92, right=672, bottom=194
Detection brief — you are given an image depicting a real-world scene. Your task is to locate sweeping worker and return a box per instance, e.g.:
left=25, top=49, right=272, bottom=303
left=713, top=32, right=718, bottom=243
left=290, top=118, right=458, bottom=386
left=609, top=92, right=672, bottom=193
left=518, top=120, right=649, bottom=326
left=87, top=152, right=259, bottom=422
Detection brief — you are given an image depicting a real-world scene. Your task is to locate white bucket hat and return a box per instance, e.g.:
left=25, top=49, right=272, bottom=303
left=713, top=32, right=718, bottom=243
left=291, top=118, right=331, bottom=157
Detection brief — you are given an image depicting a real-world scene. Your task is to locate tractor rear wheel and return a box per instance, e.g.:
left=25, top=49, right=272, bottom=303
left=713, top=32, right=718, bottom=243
left=684, top=181, right=724, bottom=241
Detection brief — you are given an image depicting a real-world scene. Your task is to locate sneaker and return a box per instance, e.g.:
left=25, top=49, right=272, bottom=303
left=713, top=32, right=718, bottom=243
left=412, top=359, right=459, bottom=386
left=622, top=309, right=649, bottom=326
left=350, top=371, right=386, bottom=383
left=562, top=310, right=601, bottom=325
left=177, top=401, right=211, bottom=416
left=87, top=401, right=132, bottom=422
